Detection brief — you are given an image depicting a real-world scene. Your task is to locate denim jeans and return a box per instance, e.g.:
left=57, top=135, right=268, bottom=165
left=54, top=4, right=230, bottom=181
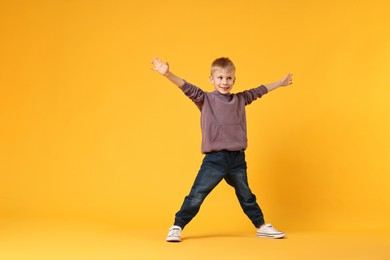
left=174, top=150, right=265, bottom=229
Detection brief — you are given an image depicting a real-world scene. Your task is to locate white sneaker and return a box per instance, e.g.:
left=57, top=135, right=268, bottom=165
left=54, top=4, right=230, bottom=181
left=256, top=224, right=285, bottom=239
left=166, top=225, right=182, bottom=242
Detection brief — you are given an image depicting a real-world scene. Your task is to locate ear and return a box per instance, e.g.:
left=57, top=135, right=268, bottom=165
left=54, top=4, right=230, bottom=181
left=209, top=76, right=214, bottom=84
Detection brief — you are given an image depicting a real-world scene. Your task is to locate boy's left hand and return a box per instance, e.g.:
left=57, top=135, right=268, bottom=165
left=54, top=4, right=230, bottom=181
left=280, top=73, right=293, bottom=86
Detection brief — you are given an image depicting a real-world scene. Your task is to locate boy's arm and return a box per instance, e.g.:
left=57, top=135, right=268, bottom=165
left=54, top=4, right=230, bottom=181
left=151, top=57, right=185, bottom=88
left=264, top=73, right=293, bottom=92
left=151, top=57, right=205, bottom=109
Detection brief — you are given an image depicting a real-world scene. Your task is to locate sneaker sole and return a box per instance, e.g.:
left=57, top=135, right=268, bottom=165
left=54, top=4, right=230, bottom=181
left=166, top=237, right=181, bottom=242
left=256, top=233, right=286, bottom=239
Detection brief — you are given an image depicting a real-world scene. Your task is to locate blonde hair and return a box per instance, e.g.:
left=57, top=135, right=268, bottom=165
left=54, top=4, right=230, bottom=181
left=211, top=57, right=236, bottom=75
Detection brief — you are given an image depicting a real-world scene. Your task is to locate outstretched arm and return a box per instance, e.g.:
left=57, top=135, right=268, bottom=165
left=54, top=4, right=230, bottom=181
left=264, top=73, right=293, bottom=92
left=151, top=57, right=185, bottom=88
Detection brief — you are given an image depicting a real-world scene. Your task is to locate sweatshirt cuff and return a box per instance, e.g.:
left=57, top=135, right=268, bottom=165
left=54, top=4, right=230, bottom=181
left=259, top=85, right=268, bottom=94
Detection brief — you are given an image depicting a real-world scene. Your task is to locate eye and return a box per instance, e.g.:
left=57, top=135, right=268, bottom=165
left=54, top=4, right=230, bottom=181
left=227, top=77, right=232, bottom=80
left=218, top=76, right=223, bottom=80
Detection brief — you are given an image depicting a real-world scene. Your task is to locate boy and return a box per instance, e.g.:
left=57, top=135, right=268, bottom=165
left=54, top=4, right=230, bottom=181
left=151, top=57, right=293, bottom=242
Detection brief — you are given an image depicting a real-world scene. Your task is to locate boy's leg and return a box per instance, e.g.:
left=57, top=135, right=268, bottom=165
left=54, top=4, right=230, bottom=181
left=174, top=151, right=228, bottom=229
left=224, top=151, right=265, bottom=228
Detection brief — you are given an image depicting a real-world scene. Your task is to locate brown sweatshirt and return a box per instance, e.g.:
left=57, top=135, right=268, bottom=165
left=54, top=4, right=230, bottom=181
left=180, top=81, right=268, bottom=153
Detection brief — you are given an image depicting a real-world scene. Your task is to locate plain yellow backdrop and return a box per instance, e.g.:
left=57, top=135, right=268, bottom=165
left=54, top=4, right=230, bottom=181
left=1, top=0, right=389, bottom=234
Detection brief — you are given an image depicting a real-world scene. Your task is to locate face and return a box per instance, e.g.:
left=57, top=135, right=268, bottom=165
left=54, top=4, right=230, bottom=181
left=210, top=68, right=235, bottom=95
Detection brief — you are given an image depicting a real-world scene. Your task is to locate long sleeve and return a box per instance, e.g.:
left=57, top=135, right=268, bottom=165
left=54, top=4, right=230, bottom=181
left=180, top=81, right=205, bottom=110
left=239, top=85, right=268, bottom=106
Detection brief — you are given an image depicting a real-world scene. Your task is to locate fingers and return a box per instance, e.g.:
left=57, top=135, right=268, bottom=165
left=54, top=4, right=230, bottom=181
left=151, top=56, right=169, bottom=75
left=151, top=57, right=160, bottom=66
left=151, top=57, right=162, bottom=71
left=287, top=73, right=293, bottom=85
left=151, top=56, right=167, bottom=68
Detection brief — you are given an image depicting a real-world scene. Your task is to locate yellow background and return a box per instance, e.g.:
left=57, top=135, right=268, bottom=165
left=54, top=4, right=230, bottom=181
left=1, top=0, right=390, bottom=239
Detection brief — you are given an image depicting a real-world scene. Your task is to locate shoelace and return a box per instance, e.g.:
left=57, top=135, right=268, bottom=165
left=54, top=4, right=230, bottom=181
left=168, top=228, right=181, bottom=237
left=268, top=225, right=280, bottom=233
left=261, top=224, right=281, bottom=233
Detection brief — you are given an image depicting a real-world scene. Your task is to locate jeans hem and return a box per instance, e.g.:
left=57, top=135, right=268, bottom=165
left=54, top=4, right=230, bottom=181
left=173, top=219, right=186, bottom=230
left=253, top=218, right=265, bottom=228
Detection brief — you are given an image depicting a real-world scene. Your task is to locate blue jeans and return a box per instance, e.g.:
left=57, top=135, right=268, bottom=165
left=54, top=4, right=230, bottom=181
left=174, top=150, right=265, bottom=229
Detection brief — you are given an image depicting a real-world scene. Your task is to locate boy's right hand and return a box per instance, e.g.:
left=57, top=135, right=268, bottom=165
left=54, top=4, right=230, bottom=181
left=152, top=57, right=169, bottom=76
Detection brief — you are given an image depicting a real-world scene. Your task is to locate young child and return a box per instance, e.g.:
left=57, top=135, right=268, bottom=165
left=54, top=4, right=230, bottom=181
left=151, top=57, right=293, bottom=242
